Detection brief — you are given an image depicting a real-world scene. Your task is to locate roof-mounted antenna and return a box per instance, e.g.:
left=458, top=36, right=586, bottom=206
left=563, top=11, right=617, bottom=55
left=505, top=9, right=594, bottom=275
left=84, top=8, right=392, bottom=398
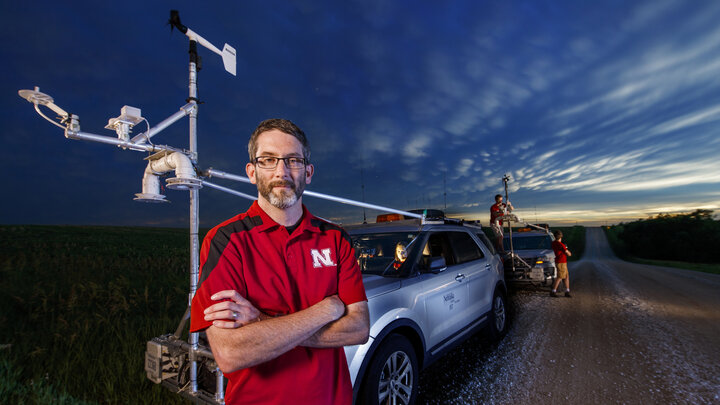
left=443, top=171, right=447, bottom=210
left=169, top=10, right=236, bottom=76
left=360, top=168, right=367, bottom=224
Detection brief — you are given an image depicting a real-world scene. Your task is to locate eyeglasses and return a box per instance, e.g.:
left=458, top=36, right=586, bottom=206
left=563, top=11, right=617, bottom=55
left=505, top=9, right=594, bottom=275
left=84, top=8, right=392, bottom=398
left=253, top=156, right=307, bottom=169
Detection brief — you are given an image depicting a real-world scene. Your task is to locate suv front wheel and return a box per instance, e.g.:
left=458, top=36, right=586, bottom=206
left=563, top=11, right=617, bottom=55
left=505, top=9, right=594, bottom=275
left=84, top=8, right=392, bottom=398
left=488, top=289, right=508, bottom=341
left=359, top=334, right=418, bottom=405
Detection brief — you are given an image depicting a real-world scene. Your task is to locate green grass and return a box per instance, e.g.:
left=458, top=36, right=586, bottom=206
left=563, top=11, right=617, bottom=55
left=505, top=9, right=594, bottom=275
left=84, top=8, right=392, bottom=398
left=0, top=225, right=195, bottom=404
left=0, top=357, right=97, bottom=405
left=603, top=226, right=719, bottom=275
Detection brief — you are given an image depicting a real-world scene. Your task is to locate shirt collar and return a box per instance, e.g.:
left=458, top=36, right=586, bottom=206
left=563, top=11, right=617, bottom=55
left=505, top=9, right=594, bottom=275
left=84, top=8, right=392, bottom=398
left=247, top=201, right=321, bottom=234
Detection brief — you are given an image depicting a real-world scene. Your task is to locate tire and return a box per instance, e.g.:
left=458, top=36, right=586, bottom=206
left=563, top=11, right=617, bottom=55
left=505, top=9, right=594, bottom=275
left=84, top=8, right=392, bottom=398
left=359, top=334, right=419, bottom=405
left=488, top=289, right=509, bottom=341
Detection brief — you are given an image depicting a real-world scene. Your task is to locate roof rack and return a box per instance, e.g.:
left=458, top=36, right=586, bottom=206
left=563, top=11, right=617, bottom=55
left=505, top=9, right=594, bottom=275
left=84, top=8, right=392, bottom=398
left=376, top=209, right=483, bottom=228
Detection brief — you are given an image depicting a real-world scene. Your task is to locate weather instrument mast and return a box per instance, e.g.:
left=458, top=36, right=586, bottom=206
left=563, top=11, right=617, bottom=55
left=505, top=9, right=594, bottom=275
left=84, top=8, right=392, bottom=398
left=502, top=173, right=516, bottom=272
left=18, top=10, right=422, bottom=403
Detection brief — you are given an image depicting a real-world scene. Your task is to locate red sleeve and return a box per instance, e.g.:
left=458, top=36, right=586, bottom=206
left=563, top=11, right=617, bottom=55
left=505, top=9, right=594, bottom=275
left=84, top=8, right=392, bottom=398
left=336, top=230, right=367, bottom=306
left=190, top=286, right=214, bottom=333
left=190, top=230, right=246, bottom=332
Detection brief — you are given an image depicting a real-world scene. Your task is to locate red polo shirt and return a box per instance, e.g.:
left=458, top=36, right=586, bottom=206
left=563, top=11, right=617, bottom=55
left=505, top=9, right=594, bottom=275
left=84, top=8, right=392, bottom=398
left=490, top=202, right=505, bottom=225
left=190, top=201, right=367, bottom=404
left=552, top=240, right=568, bottom=263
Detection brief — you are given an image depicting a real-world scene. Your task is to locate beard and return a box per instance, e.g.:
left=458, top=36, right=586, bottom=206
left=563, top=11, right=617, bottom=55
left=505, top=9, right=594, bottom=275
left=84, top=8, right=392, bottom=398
left=257, top=175, right=306, bottom=209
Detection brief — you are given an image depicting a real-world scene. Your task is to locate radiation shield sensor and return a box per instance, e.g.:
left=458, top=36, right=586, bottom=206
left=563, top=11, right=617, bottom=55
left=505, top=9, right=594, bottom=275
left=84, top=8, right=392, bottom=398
left=105, top=105, right=144, bottom=141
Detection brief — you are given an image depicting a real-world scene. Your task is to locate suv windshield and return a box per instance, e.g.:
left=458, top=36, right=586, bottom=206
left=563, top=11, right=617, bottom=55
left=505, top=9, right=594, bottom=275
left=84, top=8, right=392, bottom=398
left=352, top=232, right=419, bottom=275
left=504, top=235, right=552, bottom=250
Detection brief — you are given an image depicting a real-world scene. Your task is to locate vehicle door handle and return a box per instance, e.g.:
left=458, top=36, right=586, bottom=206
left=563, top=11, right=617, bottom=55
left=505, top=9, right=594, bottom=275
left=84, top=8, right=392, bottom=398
left=455, top=274, right=465, bottom=282
left=484, top=263, right=491, bottom=270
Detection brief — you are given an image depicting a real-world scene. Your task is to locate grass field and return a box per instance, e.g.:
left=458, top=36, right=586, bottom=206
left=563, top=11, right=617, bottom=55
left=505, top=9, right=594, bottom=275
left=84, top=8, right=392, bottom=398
left=603, top=226, right=720, bottom=275
left=0, top=225, right=193, bottom=404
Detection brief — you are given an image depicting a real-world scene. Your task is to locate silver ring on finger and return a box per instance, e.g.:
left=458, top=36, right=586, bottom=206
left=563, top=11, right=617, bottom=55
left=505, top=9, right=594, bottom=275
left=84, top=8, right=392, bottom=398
left=232, top=311, right=239, bottom=319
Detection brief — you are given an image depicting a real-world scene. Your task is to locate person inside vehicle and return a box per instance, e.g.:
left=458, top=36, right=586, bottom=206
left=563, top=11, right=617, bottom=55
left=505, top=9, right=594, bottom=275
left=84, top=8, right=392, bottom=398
left=189, top=118, right=370, bottom=404
left=393, top=242, right=408, bottom=269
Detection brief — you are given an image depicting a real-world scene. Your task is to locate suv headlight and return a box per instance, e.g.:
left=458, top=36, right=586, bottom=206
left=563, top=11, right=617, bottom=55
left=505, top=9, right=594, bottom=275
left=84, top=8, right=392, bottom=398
left=535, top=256, right=553, bottom=266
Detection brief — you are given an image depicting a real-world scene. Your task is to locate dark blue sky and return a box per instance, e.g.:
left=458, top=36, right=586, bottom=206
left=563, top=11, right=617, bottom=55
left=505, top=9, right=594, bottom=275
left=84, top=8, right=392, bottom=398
left=2, top=1, right=719, bottom=227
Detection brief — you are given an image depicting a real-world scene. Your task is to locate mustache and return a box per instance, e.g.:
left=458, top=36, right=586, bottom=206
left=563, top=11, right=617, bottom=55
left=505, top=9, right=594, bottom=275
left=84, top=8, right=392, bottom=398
left=269, top=180, right=295, bottom=189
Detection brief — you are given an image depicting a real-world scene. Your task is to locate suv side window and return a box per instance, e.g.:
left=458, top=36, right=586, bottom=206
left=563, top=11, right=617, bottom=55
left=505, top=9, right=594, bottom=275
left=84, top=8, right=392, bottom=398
left=447, top=231, right=485, bottom=264
left=476, top=232, right=496, bottom=255
left=423, top=232, right=456, bottom=267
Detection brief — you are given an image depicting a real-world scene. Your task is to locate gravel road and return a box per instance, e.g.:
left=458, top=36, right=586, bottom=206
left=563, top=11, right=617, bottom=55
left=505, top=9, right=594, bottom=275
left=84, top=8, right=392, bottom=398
left=417, top=227, right=720, bottom=404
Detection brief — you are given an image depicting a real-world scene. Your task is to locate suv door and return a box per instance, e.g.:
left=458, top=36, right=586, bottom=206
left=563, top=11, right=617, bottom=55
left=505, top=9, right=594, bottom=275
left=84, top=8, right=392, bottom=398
left=446, top=231, right=493, bottom=321
left=453, top=232, right=502, bottom=319
left=416, top=231, right=471, bottom=349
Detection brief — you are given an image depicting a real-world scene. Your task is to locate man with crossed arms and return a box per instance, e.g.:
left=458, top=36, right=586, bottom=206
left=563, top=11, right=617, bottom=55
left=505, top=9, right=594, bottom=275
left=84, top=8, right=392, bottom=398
left=190, top=118, right=370, bottom=404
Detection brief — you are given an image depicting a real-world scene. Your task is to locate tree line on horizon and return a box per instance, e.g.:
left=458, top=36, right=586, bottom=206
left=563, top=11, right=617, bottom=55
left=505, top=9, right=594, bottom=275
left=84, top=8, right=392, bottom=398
left=608, top=209, right=720, bottom=263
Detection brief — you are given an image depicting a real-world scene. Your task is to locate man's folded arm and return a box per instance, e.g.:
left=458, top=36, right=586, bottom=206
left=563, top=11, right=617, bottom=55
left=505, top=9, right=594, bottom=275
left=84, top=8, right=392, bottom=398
left=301, top=301, right=370, bottom=348
left=206, top=295, right=344, bottom=373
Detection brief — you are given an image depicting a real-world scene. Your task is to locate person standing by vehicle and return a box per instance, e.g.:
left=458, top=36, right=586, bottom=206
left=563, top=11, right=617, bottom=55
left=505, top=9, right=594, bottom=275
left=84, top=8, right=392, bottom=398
left=189, top=118, right=370, bottom=404
left=550, top=230, right=572, bottom=297
left=490, top=194, right=513, bottom=252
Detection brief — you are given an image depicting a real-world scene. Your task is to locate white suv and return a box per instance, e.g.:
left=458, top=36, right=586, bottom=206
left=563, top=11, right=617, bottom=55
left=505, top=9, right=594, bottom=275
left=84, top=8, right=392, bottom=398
left=345, top=216, right=508, bottom=404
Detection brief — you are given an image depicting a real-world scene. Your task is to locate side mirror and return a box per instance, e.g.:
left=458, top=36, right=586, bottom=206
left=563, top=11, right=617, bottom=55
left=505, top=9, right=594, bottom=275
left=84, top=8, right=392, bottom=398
left=429, top=257, right=447, bottom=273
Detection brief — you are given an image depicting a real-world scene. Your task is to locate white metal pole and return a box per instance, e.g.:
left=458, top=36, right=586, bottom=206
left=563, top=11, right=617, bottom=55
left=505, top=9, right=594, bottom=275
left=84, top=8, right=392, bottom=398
left=206, top=169, right=424, bottom=219
left=64, top=130, right=176, bottom=152
left=129, top=103, right=195, bottom=144
left=215, top=367, right=225, bottom=403
left=188, top=40, right=200, bottom=396
left=203, top=180, right=257, bottom=201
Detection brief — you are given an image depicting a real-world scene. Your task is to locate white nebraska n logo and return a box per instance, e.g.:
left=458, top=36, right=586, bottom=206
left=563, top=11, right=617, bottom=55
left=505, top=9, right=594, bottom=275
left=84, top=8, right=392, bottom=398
left=311, top=248, right=336, bottom=268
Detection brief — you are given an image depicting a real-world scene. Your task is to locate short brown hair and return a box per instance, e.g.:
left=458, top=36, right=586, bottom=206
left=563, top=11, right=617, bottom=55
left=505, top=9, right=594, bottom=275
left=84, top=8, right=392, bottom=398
left=553, top=230, right=563, bottom=238
left=248, top=118, right=311, bottom=163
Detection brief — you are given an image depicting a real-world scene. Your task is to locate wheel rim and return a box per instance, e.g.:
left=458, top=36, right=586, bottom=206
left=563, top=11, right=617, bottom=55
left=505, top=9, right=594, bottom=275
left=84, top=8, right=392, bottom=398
left=378, top=350, right=413, bottom=405
left=493, top=295, right=506, bottom=332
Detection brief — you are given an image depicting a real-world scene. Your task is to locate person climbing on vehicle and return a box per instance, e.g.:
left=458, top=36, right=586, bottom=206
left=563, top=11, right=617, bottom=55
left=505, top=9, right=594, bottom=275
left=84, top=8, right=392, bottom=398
left=490, top=194, right=513, bottom=253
